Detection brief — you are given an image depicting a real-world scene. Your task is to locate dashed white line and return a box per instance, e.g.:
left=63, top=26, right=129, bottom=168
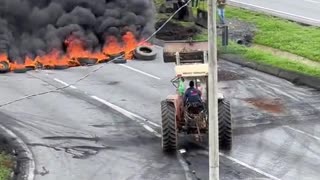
left=53, top=78, right=160, bottom=128
left=52, top=77, right=281, bottom=179
left=229, top=0, right=320, bottom=24
left=90, top=95, right=192, bottom=179
left=284, top=126, right=320, bottom=141
left=54, top=78, right=77, bottom=89
left=220, top=153, right=282, bottom=180
left=142, top=124, right=161, bottom=137
left=118, top=64, right=161, bottom=80
left=91, top=95, right=160, bottom=128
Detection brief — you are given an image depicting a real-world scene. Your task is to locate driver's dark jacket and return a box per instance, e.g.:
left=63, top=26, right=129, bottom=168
left=184, top=87, right=202, bottom=103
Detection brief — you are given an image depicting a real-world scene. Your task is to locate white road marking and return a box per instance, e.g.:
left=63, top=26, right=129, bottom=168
left=142, top=124, right=161, bottom=137
left=91, top=95, right=160, bottom=128
left=304, top=0, right=320, bottom=4
left=54, top=78, right=77, bottom=89
left=284, top=126, right=320, bottom=141
left=90, top=95, right=192, bottom=179
left=0, top=125, right=35, bottom=180
left=177, top=152, right=194, bottom=180
left=229, top=0, right=320, bottom=24
left=53, top=78, right=160, bottom=127
left=118, top=64, right=161, bottom=80
left=220, top=153, right=282, bottom=180
left=194, top=149, right=281, bottom=180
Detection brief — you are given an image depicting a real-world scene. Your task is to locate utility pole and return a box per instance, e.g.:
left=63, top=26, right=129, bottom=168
left=207, top=0, right=219, bottom=179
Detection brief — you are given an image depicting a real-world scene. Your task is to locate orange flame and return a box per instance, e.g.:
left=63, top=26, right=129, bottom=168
left=0, top=53, right=8, bottom=62
left=65, top=35, right=107, bottom=61
left=103, top=36, right=123, bottom=56
left=122, top=32, right=138, bottom=59
left=10, top=62, right=25, bottom=71
left=0, top=31, right=149, bottom=73
left=25, top=56, right=35, bottom=67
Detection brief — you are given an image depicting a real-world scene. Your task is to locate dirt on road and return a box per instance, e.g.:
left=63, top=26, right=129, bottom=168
left=155, top=20, right=201, bottom=40
left=245, top=98, right=284, bottom=113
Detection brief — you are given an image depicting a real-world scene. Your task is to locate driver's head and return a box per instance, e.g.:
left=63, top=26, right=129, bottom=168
left=189, top=81, right=194, bottom=87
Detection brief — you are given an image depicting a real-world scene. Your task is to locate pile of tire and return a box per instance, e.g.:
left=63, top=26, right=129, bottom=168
left=13, top=68, right=27, bottom=73
left=105, top=51, right=126, bottom=64
left=77, top=58, right=98, bottom=66
left=0, top=61, right=10, bottom=73
left=134, top=45, right=157, bottom=61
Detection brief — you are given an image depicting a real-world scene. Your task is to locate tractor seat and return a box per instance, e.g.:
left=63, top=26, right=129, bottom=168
left=185, top=101, right=204, bottom=114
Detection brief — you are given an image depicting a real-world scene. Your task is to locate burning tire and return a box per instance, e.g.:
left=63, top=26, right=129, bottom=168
left=13, top=68, right=27, bottom=73
left=112, top=58, right=127, bottom=64
left=134, top=46, right=157, bottom=61
left=54, top=65, right=69, bottom=70
left=161, top=100, right=178, bottom=152
left=77, top=58, right=98, bottom=66
left=25, top=66, right=35, bottom=71
left=97, top=59, right=109, bottom=63
left=218, top=100, right=232, bottom=151
left=107, top=52, right=125, bottom=60
left=0, top=61, right=10, bottom=73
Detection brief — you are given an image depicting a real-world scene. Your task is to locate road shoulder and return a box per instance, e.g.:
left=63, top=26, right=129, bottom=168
left=220, top=54, right=320, bottom=90
left=0, top=124, right=35, bottom=180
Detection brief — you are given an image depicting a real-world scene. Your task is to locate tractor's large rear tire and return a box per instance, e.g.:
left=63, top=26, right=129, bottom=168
left=161, top=100, right=177, bottom=152
left=218, top=100, right=232, bottom=151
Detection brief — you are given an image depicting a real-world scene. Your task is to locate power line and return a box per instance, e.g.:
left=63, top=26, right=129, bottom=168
left=0, top=1, right=193, bottom=108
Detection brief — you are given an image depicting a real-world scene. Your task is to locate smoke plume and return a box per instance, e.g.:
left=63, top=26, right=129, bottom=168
left=0, top=0, right=155, bottom=62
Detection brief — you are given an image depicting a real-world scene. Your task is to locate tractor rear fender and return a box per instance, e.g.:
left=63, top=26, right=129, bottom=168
left=166, top=95, right=184, bottom=129
left=218, top=93, right=224, bottom=100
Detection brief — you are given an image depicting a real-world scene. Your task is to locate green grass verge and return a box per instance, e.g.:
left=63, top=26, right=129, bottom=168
left=153, top=0, right=320, bottom=78
left=0, top=153, right=13, bottom=180
left=219, top=42, right=320, bottom=78
left=192, top=3, right=320, bottom=62
left=226, top=6, right=320, bottom=62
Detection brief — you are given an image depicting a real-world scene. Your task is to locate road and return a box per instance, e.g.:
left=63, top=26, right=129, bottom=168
left=229, top=0, right=320, bottom=26
left=1, top=46, right=320, bottom=179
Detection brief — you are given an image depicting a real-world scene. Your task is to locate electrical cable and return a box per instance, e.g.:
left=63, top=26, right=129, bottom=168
left=0, top=1, right=193, bottom=108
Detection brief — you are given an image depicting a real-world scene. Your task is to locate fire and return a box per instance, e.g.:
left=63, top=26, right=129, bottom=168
left=103, top=36, right=124, bottom=57
left=35, top=52, right=54, bottom=68
left=103, top=32, right=146, bottom=60
left=65, top=35, right=107, bottom=61
left=65, top=36, right=88, bottom=59
left=10, top=62, right=25, bottom=71
left=122, top=32, right=138, bottom=59
left=25, top=56, right=36, bottom=68
left=0, top=53, right=8, bottom=63
left=0, top=31, right=150, bottom=73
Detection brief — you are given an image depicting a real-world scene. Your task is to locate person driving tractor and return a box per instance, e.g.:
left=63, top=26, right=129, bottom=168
left=184, top=80, right=202, bottom=105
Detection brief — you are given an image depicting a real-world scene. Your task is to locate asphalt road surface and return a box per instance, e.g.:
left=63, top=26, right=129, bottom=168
left=229, top=0, right=320, bottom=26
left=1, top=47, right=320, bottom=180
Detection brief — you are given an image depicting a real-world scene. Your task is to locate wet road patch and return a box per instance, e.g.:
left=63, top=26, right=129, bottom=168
left=245, top=98, right=284, bottom=114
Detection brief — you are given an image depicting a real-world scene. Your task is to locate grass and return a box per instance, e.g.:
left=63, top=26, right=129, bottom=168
left=219, top=42, right=320, bottom=78
left=153, top=0, right=320, bottom=78
left=193, top=3, right=320, bottom=62
left=226, top=6, right=320, bottom=62
left=0, top=153, right=13, bottom=180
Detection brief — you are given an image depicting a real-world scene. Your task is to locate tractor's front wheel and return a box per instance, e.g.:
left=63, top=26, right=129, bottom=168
left=218, top=100, right=232, bottom=150
left=161, top=100, right=178, bottom=152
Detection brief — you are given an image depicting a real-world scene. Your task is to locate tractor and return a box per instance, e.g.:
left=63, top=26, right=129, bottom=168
left=161, top=45, right=232, bottom=152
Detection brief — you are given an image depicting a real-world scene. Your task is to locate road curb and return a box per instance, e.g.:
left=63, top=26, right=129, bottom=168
left=0, top=125, right=35, bottom=180
left=219, top=54, right=320, bottom=90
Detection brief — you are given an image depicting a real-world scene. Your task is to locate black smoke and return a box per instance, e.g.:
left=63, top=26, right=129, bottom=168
left=0, top=0, right=155, bottom=62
